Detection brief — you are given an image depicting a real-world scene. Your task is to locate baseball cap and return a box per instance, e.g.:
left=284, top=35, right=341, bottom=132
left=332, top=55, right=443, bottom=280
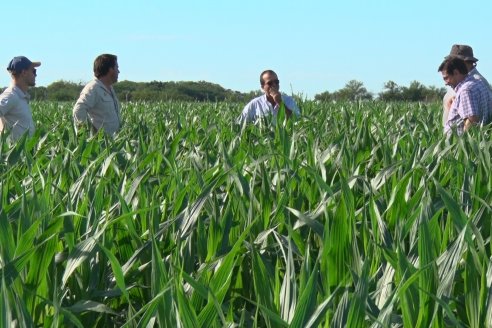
left=7, top=56, right=41, bottom=74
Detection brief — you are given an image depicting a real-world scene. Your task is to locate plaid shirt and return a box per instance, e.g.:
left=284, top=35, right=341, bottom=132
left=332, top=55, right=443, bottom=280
left=445, top=74, right=492, bottom=135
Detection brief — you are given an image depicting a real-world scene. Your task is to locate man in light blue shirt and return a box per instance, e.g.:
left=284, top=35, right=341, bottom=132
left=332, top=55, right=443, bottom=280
left=0, top=56, right=41, bottom=141
left=239, top=70, right=300, bottom=124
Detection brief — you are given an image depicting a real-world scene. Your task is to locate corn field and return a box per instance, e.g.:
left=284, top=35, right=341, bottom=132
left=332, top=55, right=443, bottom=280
left=1, top=99, right=492, bottom=327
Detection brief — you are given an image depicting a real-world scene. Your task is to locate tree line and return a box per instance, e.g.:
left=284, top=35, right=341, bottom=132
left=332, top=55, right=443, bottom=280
left=2, top=79, right=446, bottom=102
left=314, top=80, right=446, bottom=102
left=23, top=80, right=259, bottom=102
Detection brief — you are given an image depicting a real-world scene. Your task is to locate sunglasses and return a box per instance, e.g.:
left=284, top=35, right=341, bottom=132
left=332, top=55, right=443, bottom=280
left=265, top=79, right=279, bottom=86
left=31, top=68, right=37, bottom=74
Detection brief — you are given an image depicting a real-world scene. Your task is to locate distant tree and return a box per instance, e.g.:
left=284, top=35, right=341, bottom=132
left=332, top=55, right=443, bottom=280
left=424, top=85, right=447, bottom=102
left=114, top=80, right=248, bottom=102
left=378, top=81, right=402, bottom=101
left=335, top=80, right=373, bottom=101
left=46, top=80, right=83, bottom=102
left=314, top=91, right=333, bottom=102
left=400, top=80, right=427, bottom=101
left=114, top=80, right=139, bottom=101
left=314, top=80, right=372, bottom=102
left=378, top=80, right=445, bottom=102
left=30, top=86, right=48, bottom=101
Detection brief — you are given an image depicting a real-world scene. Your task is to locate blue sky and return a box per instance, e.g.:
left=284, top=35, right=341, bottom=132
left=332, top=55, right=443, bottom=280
left=2, top=0, right=491, bottom=99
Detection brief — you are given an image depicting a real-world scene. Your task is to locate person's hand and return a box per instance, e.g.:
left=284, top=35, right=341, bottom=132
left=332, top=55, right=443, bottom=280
left=464, top=115, right=479, bottom=132
left=269, top=87, right=282, bottom=105
left=446, top=95, right=455, bottom=110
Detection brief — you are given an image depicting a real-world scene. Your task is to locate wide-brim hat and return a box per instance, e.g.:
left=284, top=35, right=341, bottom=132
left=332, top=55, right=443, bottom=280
left=445, top=44, right=478, bottom=62
left=7, top=56, right=41, bottom=74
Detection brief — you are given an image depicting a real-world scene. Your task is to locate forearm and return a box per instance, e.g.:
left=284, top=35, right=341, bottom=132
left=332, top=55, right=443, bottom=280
left=463, top=115, right=479, bottom=131
left=73, top=106, right=89, bottom=126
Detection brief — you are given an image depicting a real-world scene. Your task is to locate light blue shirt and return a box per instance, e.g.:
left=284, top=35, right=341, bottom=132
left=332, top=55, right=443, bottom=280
left=0, top=85, right=35, bottom=140
left=238, top=93, right=300, bottom=124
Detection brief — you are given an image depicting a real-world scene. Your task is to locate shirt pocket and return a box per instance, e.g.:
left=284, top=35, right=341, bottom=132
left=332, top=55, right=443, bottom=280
left=100, top=93, right=115, bottom=104
left=99, top=93, right=117, bottom=116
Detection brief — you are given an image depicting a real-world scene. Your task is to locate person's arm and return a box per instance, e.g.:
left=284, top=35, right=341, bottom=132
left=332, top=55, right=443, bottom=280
left=270, top=91, right=297, bottom=119
left=0, top=94, right=16, bottom=118
left=457, top=88, right=481, bottom=132
left=0, top=94, right=18, bottom=136
left=464, top=115, right=480, bottom=132
left=278, top=94, right=300, bottom=118
left=238, top=100, right=256, bottom=124
left=73, top=85, right=96, bottom=131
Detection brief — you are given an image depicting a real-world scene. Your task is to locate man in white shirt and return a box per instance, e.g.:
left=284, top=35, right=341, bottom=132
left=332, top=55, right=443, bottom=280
left=73, top=54, right=121, bottom=136
left=0, top=56, right=41, bottom=141
left=239, top=70, right=300, bottom=124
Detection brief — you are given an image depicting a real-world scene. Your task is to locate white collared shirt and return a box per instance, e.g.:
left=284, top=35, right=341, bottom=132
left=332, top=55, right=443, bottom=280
left=73, top=78, right=121, bottom=136
left=238, top=93, right=300, bottom=124
left=0, top=84, right=35, bottom=140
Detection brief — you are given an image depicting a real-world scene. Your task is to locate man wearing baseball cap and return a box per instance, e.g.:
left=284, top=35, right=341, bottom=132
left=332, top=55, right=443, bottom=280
left=0, top=56, right=41, bottom=141
left=441, top=45, right=492, bottom=128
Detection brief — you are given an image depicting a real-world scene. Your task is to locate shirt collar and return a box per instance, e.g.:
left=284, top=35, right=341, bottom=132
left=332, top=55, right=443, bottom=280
left=10, top=84, right=30, bottom=100
left=94, top=78, right=113, bottom=93
left=468, top=67, right=478, bottom=75
left=454, top=74, right=474, bottom=92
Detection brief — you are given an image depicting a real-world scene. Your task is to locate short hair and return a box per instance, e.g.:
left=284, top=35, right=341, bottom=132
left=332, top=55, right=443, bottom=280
left=10, top=71, right=22, bottom=78
left=260, top=70, right=277, bottom=86
left=93, top=54, right=117, bottom=78
left=438, top=57, right=468, bottom=75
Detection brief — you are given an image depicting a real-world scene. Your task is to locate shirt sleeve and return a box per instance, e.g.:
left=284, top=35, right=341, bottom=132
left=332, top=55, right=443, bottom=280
left=0, top=94, right=17, bottom=117
left=238, top=100, right=255, bottom=124
left=73, top=85, right=96, bottom=125
left=457, top=88, right=480, bottom=119
left=282, top=95, right=300, bottom=116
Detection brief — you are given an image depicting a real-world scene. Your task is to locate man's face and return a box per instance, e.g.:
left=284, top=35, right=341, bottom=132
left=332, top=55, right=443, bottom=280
left=110, top=61, right=120, bottom=83
left=23, top=66, right=38, bottom=87
left=261, top=72, right=280, bottom=95
left=441, top=69, right=464, bottom=88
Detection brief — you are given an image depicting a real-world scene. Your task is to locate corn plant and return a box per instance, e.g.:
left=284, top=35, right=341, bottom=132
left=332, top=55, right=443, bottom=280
left=1, top=99, right=492, bottom=327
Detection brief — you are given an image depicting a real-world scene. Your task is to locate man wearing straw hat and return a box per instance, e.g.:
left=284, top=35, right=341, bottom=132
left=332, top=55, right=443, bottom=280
left=0, top=56, right=41, bottom=141
left=441, top=44, right=492, bottom=127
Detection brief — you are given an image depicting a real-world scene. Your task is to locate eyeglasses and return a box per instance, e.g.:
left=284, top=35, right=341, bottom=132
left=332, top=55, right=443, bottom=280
left=265, top=79, right=279, bottom=86
left=31, top=68, right=37, bottom=74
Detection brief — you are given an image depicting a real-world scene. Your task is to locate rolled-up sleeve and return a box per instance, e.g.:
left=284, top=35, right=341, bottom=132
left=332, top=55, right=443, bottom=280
left=0, top=96, right=16, bottom=117
left=282, top=95, right=300, bottom=116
